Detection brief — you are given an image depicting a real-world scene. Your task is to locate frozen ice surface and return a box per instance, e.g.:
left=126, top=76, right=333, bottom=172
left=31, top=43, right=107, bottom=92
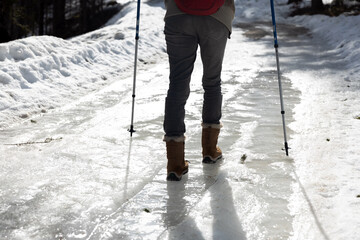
left=0, top=29, right=297, bottom=239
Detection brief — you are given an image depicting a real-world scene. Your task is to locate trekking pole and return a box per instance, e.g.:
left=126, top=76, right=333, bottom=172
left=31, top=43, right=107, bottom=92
left=128, top=0, right=141, bottom=137
left=270, top=0, right=289, bottom=156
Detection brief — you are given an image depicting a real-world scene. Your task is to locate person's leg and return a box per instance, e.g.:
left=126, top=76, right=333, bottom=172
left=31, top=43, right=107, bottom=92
left=163, top=15, right=198, bottom=139
left=164, top=15, right=198, bottom=180
left=197, top=16, right=229, bottom=163
left=197, top=16, right=229, bottom=125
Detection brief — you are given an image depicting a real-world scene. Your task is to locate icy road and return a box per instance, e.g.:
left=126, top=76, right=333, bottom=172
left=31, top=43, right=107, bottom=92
left=1, top=1, right=359, bottom=240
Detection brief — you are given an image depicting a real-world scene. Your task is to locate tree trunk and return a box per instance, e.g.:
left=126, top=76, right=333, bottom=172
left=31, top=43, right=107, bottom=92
left=53, top=0, right=66, bottom=37
left=0, top=0, right=12, bottom=42
left=311, top=0, right=324, bottom=11
left=333, top=0, right=344, bottom=7
left=38, top=0, right=44, bottom=35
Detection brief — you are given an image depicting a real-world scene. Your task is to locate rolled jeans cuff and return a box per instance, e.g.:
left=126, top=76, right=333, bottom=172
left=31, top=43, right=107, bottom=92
left=201, top=122, right=223, bottom=129
left=163, top=135, right=186, bottom=142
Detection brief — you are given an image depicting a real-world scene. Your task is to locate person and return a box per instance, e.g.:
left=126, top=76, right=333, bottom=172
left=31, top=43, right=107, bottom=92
left=163, top=0, right=235, bottom=181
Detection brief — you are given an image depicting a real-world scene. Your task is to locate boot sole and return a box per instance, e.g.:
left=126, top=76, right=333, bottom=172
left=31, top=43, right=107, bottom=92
left=166, top=169, right=188, bottom=181
left=202, top=155, right=223, bottom=164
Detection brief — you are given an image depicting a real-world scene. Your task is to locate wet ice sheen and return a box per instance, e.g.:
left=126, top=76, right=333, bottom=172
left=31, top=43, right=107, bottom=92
left=0, top=27, right=301, bottom=239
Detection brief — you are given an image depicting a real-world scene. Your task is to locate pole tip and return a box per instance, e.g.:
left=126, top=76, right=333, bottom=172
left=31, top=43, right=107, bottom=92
left=285, top=142, right=289, bottom=156
left=128, top=126, right=136, bottom=137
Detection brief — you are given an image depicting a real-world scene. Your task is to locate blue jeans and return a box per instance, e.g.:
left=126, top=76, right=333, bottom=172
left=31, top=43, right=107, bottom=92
left=163, top=15, right=229, bottom=138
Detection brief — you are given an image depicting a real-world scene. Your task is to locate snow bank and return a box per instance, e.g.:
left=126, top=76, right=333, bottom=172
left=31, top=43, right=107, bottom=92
left=0, top=1, right=166, bottom=129
left=291, top=13, right=360, bottom=69
left=283, top=5, right=360, bottom=240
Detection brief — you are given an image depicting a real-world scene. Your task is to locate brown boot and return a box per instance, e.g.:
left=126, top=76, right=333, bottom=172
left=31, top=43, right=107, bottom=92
left=166, top=140, right=189, bottom=181
left=202, top=126, right=222, bottom=163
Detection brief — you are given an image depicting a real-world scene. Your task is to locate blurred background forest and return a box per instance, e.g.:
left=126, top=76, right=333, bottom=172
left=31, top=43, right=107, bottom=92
left=0, top=0, right=122, bottom=43
left=0, top=0, right=359, bottom=43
